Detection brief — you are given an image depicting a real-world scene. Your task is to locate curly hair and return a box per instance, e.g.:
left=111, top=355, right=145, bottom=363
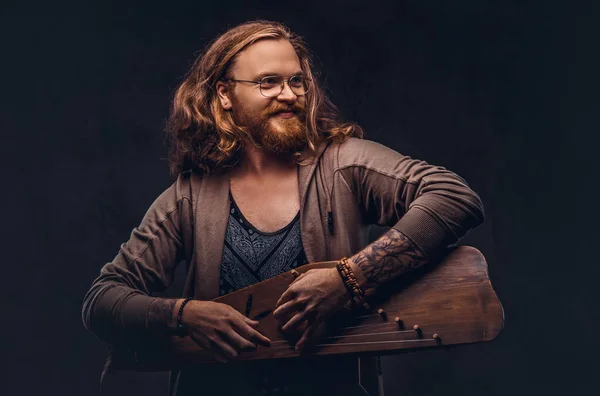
left=165, top=20, right=363, bottom=176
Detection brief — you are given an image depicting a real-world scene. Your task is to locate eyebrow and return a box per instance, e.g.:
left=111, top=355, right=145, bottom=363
left=253, top=71, right=304, bottom=80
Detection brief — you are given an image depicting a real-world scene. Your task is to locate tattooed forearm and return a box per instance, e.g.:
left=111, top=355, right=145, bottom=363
left=146, top=298, right=179, bottom=334
left=351, top=228, right=428, bottom=290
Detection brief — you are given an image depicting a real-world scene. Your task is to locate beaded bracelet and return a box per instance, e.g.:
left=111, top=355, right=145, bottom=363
left=336, top=257, right=370, bottom=310
left=175, top=297, right=193, bottom=337
left=337, top=259, right=368, bottom=309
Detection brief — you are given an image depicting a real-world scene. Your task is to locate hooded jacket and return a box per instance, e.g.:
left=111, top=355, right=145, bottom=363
left=82, top=137, right=485, bottom=393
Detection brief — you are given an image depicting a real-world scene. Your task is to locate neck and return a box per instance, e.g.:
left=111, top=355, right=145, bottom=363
left=233, top=144, right=297, bottom=179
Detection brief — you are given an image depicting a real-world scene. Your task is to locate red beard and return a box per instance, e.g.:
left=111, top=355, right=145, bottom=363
left=231, top=99, right=308, bottom=154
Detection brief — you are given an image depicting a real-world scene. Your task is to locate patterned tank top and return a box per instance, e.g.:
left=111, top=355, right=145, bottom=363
left=219, top=191, right=309, bottom=296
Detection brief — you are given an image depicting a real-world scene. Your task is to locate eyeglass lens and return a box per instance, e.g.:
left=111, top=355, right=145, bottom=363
left=260, top=76, right=308, bottom=97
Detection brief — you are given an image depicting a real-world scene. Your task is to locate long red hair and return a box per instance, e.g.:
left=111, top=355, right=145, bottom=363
left=165, top=20, right=363, bottom=176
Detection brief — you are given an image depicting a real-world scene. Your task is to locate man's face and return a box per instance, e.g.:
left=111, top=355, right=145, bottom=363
left=220, top=39, right=308, bottom=154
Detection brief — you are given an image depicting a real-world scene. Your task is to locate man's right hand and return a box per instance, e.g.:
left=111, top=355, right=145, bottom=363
left=180, top=300, right=271, bottom=362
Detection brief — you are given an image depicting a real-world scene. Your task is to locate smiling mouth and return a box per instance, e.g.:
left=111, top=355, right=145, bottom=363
left=276, top=111, right=295, bottom=118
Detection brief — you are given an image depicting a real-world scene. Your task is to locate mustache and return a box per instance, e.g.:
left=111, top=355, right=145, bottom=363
left=264, top=102, right=305, bottom=117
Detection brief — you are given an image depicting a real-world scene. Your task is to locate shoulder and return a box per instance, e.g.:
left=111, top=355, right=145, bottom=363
left=326, top=137, right=410, bottom=170
left=173, top=168, right=229, bottom=202
left=147, top=171, right=195, bottom=212
left=172, top=169, right=205, bottom=205
left=173, top=170, right=194, bottom=201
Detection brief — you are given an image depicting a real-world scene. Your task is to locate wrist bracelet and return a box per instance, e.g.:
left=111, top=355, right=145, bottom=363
left=337, top=257, right=370, bottom=310
left=175, top=297, right=193, bottom=337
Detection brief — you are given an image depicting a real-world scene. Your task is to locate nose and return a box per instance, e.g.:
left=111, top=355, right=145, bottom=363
left=276, top=81, right=298, bottom=103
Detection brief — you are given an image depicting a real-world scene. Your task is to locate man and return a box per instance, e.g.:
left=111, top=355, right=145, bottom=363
left=82, top=20, right=484, bottom=395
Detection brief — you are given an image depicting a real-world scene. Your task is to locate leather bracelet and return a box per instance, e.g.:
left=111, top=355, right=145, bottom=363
left=175, top=297, right=193, bottom=337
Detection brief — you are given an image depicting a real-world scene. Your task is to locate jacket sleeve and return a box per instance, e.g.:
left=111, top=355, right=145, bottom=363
left=337, top=138, right=485, bottom=258
left=81, top=173, right=192, bottom=344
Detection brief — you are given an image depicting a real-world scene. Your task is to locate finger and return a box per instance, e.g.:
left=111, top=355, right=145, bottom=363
left=188, top=332, right=211, bottom=350
left=188, top=328, right=240, bottom=362
left=213, top=338, right=239, bottom=360
left=233, top=309, right=260, bottom=328
left=212, top=349, right=229, bottom=363
left=243, top=316, right=260, bottom=327
left=225, top=330, right=258, bottom=352
left=273, top=299, right=304, bottom=319
left=276, top=288, right=298, bottom=308
left=281, top=311, right=307, bottom=333
left=296, top=322, right=318, bottom=352
left=233, top=321, right=271, bottom=346
left=290, top=272, right=306, bottom=286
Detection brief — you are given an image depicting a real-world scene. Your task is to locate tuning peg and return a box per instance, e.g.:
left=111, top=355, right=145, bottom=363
left=393, top=316, right=404, bottom=329
left=413, top=325, right=423, bottom=338
left=433, top=333, right=442, bottom=344
left=377, top=308, right=387, bottom=320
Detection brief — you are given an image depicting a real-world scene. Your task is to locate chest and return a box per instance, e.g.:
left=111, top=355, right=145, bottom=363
left=229, top=174, right=300, bottom=233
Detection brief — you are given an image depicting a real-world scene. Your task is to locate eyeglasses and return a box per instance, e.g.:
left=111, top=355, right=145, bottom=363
left=224, top=74, right=311, bottom=98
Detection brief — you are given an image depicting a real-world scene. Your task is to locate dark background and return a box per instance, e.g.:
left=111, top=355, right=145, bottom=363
left=2, top=0, right=599, bottom=395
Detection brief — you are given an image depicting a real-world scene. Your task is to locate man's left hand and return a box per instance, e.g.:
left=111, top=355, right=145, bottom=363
left=272, top=267, right=350, bottom=351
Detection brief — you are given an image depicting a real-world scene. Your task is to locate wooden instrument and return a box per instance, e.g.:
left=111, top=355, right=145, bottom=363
left=112, top=246, right=503, bottom=371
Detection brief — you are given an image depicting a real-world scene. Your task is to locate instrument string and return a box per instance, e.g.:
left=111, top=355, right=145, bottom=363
left=343, top=322, right=399, bottom=330
left=269, top=328, right=415, bottom=344
left=268, top=338, right=437, bottom=350
left=268, top=328, right=435, bottom=350
left=315, top=339, right=437, bottom=347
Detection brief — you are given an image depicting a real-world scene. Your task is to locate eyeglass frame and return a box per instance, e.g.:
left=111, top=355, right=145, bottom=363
left=222, top=73, right=311, bottom=98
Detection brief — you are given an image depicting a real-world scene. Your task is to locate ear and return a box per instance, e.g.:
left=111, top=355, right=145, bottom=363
left=216, top=81, right=233, bottom=110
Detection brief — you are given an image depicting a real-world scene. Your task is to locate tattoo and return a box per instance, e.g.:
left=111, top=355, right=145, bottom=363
left=147, top=298, right=178, bottom=333
left=352, top=228, right=427, bottom=289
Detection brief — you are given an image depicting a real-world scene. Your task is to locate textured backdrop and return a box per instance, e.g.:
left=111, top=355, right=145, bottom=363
left=2, top=1, right=598, bottom=395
